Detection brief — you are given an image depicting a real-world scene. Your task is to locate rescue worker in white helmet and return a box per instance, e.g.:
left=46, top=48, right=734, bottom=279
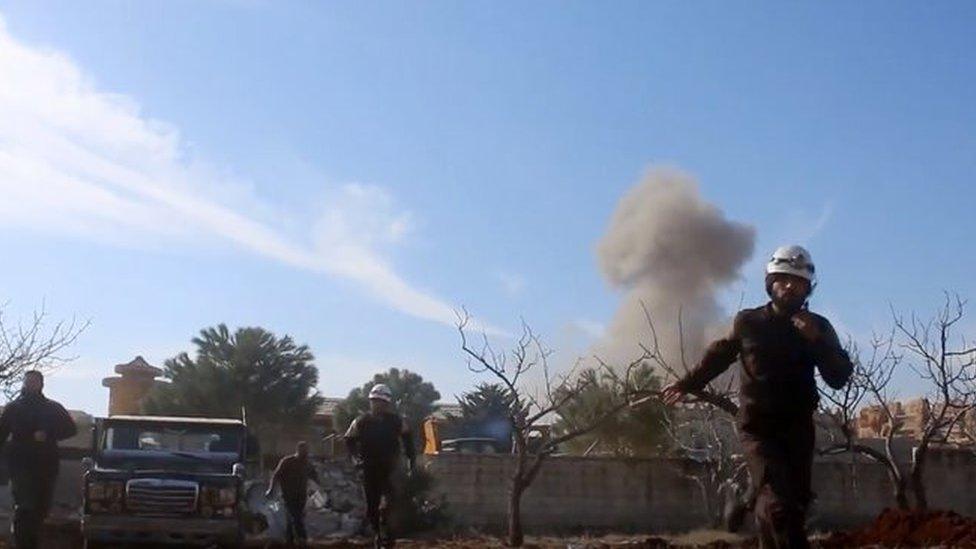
left=661, top=245, right=852, bottom=548
left=344, top=383, right=415, bottom=548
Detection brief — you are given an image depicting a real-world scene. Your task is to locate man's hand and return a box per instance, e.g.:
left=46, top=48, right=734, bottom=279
left=660, top=383, right=685, bottom=406
left=33, top=430, right=47, bottom=442
left=791, top=311, right=822, bottom=343
left=264, top=488, right=273, bottom=499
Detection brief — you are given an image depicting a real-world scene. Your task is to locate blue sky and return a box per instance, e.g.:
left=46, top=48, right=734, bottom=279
left=0, top=1, right=974, bottom=415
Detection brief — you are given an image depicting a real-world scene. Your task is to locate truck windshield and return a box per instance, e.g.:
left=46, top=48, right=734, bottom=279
left=103, top=423, right=243, bottom=455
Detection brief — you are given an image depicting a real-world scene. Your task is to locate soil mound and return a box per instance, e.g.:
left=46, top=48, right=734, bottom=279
left=822, top=508, right=976, bottom=547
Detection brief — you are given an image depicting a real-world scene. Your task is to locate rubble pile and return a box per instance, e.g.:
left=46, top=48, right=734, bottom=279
left=307, top=460, right=368, bottom=538
left=821, top=508, right=976, bottom=547
left=248, top=459, right=368, bottom=542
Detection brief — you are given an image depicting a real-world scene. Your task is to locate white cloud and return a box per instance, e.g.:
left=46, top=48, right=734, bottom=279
left=0, top=16, right=500, bottom=334
left=495, top=271, right=526, bottom=296
left=571, top=319, right=606, bottom=339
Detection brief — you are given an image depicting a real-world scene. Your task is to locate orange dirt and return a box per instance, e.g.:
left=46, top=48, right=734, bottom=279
left=820, top=508, right=976, bottom=548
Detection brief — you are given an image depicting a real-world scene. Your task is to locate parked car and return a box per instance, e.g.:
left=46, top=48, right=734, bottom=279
left=81, top=415, right=253, bottom=547
left=439, top=437, right=503, bottom=454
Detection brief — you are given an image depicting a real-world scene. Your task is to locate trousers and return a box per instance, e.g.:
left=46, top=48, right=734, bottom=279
left=362, top=463, right=395, bottom=536
left=283, top=497, right=307, bottom=547
left=10, top=463, right=57, bottom=549
left=740, top=415, right=815, bottom=549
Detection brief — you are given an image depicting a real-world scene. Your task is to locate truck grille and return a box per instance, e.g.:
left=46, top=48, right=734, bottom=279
left=126, top=479, right=198, bottom=516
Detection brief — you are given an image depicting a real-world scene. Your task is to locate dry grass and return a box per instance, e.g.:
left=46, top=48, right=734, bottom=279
left=666, top=529, right=749, bottom=546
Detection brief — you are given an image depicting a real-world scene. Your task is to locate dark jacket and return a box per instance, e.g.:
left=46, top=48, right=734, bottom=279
left=676, top=304, right=853, bottom=433
left=0, top=392, right=77, bottom=471
left=344, top=411, right=415, bottom=466
left=270, top=454, right=320, bottom=504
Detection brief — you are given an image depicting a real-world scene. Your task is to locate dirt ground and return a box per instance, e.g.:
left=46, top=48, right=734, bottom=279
left=246, top=534, right=749, bottom=549
left=282, top=532, right=749, bottom=548
left=0, top=531, right=756, bottom=549
left=8, top=508, right=976, bottom=547
left=818, top=508, right=976, bottom=548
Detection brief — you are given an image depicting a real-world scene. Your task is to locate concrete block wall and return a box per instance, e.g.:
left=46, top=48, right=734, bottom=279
left=808, top=459, right=894, bottom=529
left=425, top=450, right=976, bottom=534
left=425, top=454, right=706, bottom=533
left=922, top=449, right=976, bottom=512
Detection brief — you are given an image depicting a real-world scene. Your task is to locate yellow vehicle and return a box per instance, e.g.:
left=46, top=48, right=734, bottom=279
left=422, top=416, right=446, bottom=455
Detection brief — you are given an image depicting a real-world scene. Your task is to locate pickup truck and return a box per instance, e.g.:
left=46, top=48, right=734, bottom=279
left=81, top=415, right=251, bottom=547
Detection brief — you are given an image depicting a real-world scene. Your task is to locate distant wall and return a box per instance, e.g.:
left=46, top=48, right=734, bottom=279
left=426, top=454, right=715, bottom=534
left=425, top=450, right=976, bottom=534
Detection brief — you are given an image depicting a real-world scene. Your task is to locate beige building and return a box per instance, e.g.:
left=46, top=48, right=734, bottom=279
left=101, top=356, right=163, bottom=416
left=857, top=397, right=976, bottom=444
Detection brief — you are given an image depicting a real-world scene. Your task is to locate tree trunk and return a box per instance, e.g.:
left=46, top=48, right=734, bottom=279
left=911, top=449, right=928, bottom=510
left=508, top=432, right=528, bottom=547
left=508, top=481, right=525, bottom=547
left=879, top=432, right=910, bottom=510
left=893, top=477, right=910, bottom=510
left=879, top=461, right=909, bottom=510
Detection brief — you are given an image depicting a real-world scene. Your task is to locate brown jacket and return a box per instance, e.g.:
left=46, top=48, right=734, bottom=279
left=677, top=303, right=853, bottom=433
left=271, top=454, right=320, bottom=503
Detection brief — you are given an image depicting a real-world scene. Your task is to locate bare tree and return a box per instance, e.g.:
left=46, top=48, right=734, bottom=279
left=0, top=303, right=88, bottom=398
left=819, top=294, right=976, bottom=510
left=640, top=307, right=752, bottom=529
left=662, top=404, right=747, bottom=528
left=647, top=309, right=740, bottom=417
left=894, top=293, right=976, bottom=510
left=818, top=333, right=911, bottom=508
left=457, top=311, right=653, bottom=547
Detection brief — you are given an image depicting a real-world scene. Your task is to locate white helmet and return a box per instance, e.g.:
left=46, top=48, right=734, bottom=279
left=766, top=245, right=817, bottom=285
left=368, top=383, right=393, bottom=403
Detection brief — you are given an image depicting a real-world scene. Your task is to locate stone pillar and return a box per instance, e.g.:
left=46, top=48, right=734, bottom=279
left=102, top=356, right=163, bottom=416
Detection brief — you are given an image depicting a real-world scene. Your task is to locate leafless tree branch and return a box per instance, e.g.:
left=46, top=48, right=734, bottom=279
left=0, top=302, right=89, bottom=398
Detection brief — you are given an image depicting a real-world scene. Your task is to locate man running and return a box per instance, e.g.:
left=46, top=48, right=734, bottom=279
left=345, top=383, right=416, bottom=548
left=266, top=441, right=320, bottom=547
left=662, top=245, right=852, bottom=549
left=0, top=371, right=77, bottom=549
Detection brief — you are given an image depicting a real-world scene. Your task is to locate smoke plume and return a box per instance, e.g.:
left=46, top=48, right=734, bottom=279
left=592, top=168, right=755, bottom=372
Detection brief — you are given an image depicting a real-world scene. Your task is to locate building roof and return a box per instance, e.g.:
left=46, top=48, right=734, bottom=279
left=104, top=415, right=244, bottom=425
left=317, top=397, right=344, bottom=416
left=432, top=403, right=463, bottom=419
left=315, top=398, right=465, bottom=420
left=114, top=356, right=163, bottom=377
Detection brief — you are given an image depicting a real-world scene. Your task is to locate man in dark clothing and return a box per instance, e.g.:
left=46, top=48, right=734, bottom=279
left=0, top=370, right=77, bottom=549
left=662, top=245, right=852, bottom=549
left=345, top=383, right=416, bottom=549
left=266, top=441, right=320, bottom=547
